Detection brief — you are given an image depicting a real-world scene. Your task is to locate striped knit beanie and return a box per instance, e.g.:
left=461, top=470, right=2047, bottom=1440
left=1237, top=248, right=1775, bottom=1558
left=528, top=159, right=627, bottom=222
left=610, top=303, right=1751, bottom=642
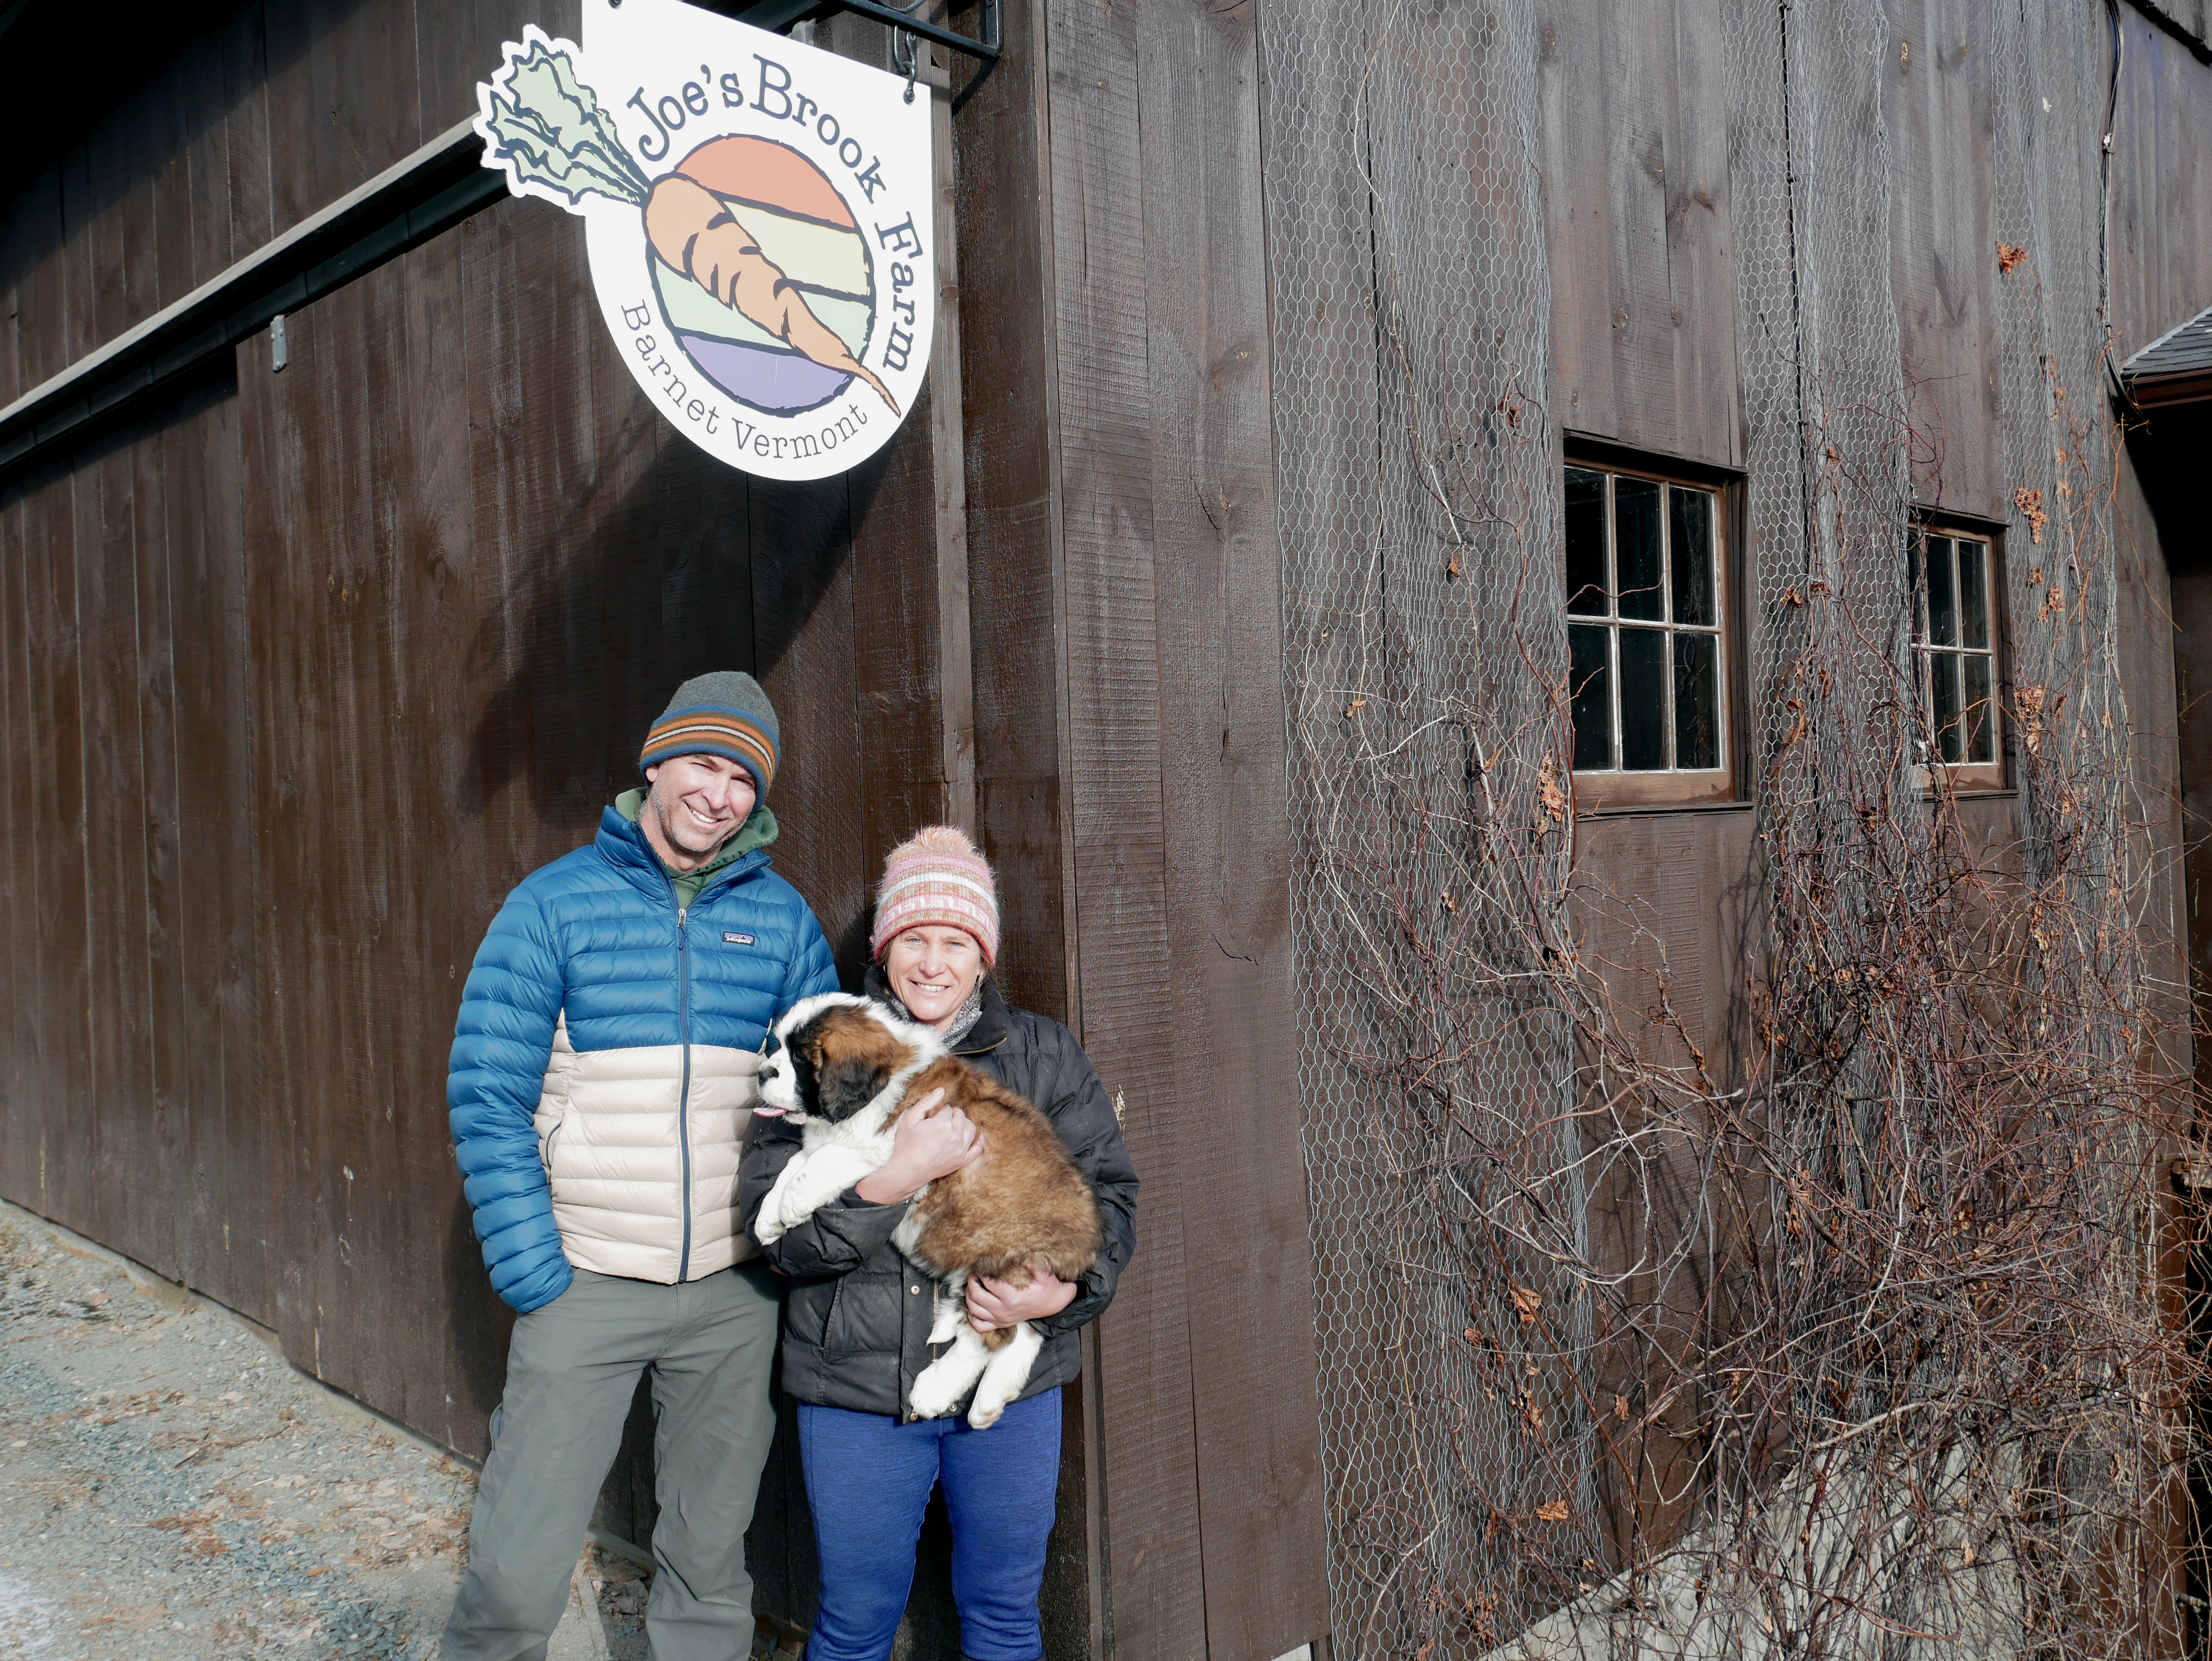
left=639, top=671, right=780, bottom=797
left=870, top=826, right=1000, bottom=965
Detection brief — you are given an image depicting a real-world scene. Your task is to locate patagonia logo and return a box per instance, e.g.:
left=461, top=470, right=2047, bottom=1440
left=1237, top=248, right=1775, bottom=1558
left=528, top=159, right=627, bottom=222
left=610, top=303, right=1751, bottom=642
left=723, top=931, right=756, bottom=946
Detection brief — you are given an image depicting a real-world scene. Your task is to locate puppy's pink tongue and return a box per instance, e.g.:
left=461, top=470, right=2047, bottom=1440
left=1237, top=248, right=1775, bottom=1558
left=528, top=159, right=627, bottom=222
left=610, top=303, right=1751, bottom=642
left=751, top=1105, right=788, bottom=1118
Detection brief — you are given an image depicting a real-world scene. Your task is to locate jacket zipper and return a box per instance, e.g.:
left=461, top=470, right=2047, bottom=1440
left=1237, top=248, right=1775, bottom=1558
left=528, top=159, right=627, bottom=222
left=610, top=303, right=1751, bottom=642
left=673, top=884, right=695, bottom=1282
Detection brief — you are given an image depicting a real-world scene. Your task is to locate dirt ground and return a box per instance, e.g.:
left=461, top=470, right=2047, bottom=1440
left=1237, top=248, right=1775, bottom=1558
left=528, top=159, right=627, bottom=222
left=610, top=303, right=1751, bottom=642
left=0, top=1201, right=689, bottom=1661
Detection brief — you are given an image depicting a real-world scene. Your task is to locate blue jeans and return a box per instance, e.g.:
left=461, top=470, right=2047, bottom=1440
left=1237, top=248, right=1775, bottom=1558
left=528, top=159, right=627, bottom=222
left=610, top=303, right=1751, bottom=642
left=798, top=1389, right=1062, bottom=1661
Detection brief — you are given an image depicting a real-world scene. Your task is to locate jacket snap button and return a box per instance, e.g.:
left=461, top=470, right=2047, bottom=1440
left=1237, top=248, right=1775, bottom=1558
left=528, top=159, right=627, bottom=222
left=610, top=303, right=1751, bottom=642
left=909, top=1285, right=921, bottom=1295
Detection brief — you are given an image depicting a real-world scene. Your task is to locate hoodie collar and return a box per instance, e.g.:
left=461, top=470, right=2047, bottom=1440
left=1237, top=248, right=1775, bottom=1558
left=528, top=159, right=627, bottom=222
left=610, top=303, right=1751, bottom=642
left=597, top=799, right=777, bottom=900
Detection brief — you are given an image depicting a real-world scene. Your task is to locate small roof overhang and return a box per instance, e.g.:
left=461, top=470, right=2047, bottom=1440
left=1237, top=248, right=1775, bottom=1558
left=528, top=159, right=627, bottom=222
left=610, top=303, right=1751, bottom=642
left=2122, top=303, right=2212, bottom=408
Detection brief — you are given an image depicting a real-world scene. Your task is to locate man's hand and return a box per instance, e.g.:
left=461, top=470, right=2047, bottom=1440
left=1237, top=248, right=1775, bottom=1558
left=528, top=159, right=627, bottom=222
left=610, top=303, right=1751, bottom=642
left=966, top=1265, right=1078, bottom=1331
left=854, top=1089, right=983, bottom=1203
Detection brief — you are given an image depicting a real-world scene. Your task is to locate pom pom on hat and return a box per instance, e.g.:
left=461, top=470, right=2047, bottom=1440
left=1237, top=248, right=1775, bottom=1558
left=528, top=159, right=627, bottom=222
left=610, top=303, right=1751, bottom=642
left=871, top=825, right=1000, bottom=965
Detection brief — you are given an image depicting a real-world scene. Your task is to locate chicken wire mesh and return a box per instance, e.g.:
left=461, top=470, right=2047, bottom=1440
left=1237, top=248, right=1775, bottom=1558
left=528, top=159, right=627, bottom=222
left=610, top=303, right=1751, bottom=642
left=1259, top=0, right=2189, bottom=1656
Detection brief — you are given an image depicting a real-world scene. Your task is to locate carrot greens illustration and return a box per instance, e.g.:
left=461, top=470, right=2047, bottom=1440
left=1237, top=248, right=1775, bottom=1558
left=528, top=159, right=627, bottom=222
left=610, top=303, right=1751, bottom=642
left=482, top=41, right=654, bottom=207
left=482, top=40, right=899, bottom=415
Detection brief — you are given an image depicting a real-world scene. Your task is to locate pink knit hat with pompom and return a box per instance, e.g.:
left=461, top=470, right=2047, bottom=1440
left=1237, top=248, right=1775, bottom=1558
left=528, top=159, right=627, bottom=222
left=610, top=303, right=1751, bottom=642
left=870, top=826, right=1000, bottom=964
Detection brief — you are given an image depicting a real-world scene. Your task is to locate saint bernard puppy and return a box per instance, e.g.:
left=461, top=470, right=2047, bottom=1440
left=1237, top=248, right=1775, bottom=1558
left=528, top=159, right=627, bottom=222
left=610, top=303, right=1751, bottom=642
left=752, top=993, right=1101, bottom=1426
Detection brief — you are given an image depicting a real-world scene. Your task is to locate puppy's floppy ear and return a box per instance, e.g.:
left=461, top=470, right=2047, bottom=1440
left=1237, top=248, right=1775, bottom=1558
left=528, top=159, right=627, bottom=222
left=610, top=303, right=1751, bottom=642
left=819, top=1053, right=892, bottom=1122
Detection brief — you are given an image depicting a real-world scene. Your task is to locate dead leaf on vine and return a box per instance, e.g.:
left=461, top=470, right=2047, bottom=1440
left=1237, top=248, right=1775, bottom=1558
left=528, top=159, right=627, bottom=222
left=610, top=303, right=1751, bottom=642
left=1536, top=1500, right=1571, bottom=1523
left=1510, top=1281, right=1542, bottom=1323
left=1783, top=586, right=1806, bottom=608
left=1535, top=757, right=1567, bottom=824
left=1998, top=241, right=2028, bottom=274
left=1344, top=696, right=1367, bottom=717
left=1614, top=1395, right=1631, bottom=1421
left=2013, top=487, right=2049, bottom=543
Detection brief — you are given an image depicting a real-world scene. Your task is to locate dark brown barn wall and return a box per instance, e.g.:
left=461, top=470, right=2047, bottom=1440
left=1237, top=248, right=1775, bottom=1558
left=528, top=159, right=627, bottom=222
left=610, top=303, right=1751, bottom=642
left=0, top=0, right=567, bottom=396
left=0, top=0, right=974, bottom=1557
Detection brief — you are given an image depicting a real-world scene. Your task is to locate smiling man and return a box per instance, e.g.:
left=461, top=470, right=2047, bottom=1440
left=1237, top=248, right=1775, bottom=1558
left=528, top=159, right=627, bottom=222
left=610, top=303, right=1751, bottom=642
left=442, top=671, right=839, bottom=1661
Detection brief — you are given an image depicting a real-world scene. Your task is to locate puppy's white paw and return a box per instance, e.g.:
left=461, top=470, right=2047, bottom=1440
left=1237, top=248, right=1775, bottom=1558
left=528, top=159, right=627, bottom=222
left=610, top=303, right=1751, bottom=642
left=908, top=1359, right=969, bottom=1420
left=965, top=1397, right=1006, bottom=1430
left=927, top=1299, right=966, bottom=1346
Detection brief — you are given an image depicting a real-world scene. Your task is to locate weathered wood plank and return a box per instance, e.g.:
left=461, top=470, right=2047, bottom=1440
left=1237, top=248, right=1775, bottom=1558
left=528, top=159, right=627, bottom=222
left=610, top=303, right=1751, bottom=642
left=1889, top=0, right=2002, bottom=518
left=752, top=470, right=867, bottom=979
left=165, top=366, right=269, bottom=1321
left=1041, top=0, right=1212, bottom=1652
left=262, top=0, right=425, bottom=237
left=1135, top=1, right=1332, bottom=1656
left=1537, top=0, right=1738, bottom=466
left=75, top=437, right=157, bottom=1261
left=219, top=7, right=275, bottom=268
left=132, top=405, right=193, bottom=1293
left=384, top=211, right=486, bottom=1438
left=237, top=289, right=319, bottom=1373
left=22, top=461, right=91, bottom=1230
left=417, top=0, right=582, bottom=139
left=958, top=0, right=1074, bottom=1028
left=0, top=482, right=31, bottom=1206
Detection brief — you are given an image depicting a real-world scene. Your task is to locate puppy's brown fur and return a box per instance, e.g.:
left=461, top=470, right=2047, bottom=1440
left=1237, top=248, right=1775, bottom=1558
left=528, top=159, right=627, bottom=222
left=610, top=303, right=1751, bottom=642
left=896, top=1057, right=1100, bottom=1347
left=782, top=1004, right=1100, bottom=1351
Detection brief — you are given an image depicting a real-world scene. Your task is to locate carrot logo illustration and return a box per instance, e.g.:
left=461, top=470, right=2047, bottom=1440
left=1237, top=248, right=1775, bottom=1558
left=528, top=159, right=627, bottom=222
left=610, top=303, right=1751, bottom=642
left=474, top=1, right=934, bottom=481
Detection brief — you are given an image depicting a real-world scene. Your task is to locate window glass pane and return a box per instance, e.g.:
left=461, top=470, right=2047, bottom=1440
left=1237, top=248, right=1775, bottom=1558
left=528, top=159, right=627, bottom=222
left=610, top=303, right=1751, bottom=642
left=1963, top=654, right=1994, bottom=764
left=1619, top=629, right=1667, bottom=768
left=1565, top=468, right=1608, bottom=617
left=1669, top=488, right=1715, bottom=626
left=1673, top=633, right=1719, bottom=770
left=1615, top=477, right=1664, bottom=621
left=1927, top=536, right=1957, bottom=647
left=1959, top=538, right=1989, bottom=649
left=1908, top=535, right=1926, bottom=642
left=1932, top=651, right=1963, bottom=763
left=1569, top=624, right=1613, bottom=770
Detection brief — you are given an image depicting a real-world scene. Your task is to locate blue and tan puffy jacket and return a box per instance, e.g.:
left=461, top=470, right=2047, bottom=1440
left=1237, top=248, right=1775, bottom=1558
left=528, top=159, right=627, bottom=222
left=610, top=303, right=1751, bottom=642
left=449, top=805, right=841, bottom=1313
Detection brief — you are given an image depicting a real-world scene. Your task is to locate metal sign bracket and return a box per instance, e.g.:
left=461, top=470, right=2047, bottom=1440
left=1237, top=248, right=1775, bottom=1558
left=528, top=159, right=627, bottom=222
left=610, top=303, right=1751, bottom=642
left=726, top=0, right=1001, bottom=63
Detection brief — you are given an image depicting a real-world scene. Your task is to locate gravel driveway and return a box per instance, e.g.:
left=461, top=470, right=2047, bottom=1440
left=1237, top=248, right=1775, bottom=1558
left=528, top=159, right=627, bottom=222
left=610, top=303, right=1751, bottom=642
left=0, top=1202, right=680, bottom=1661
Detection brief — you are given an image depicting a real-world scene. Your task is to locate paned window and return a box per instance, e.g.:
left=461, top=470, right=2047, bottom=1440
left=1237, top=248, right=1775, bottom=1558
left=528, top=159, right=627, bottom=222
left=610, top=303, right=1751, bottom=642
left=1564, top=464, right=1728, bottom=790
left=1909, top=527, right=2001, bottom=774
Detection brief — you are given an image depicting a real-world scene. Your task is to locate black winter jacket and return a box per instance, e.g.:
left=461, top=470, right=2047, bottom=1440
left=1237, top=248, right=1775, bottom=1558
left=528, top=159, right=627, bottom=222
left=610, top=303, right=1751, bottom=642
left=737, top=971, right=1140, bottom=1419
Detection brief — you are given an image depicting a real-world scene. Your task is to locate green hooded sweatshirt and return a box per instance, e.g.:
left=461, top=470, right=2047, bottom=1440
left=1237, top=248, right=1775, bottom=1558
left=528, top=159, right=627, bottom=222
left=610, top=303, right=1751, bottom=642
left=616, top=788, right=780, bottom=912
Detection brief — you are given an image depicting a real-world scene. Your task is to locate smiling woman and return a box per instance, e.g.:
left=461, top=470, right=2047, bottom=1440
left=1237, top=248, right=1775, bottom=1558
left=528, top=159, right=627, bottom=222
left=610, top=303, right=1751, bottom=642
left=736, top=825, right=1140, bottom=1661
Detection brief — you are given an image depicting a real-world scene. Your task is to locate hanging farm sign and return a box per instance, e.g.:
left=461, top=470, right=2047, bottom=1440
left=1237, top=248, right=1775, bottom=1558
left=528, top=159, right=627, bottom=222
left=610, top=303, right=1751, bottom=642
left=475, top=0, right=935, bottom=480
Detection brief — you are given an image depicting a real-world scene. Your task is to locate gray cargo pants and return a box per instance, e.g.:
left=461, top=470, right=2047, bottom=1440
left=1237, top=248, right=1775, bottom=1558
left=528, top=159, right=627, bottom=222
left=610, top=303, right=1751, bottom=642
left=441, top=1262, right=781, bottom=1661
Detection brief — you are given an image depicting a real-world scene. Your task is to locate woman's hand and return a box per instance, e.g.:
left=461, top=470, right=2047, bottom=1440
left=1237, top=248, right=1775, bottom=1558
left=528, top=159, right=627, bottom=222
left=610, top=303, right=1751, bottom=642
left=854, top=1090, right=984, bottom=1204
left=966, top=1265, right=1078, bottom=1331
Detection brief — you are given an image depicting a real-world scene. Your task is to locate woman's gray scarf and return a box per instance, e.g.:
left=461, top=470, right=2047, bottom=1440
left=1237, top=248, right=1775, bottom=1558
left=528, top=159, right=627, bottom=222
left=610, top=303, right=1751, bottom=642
left=903, top=978, right=986, bottom=1048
